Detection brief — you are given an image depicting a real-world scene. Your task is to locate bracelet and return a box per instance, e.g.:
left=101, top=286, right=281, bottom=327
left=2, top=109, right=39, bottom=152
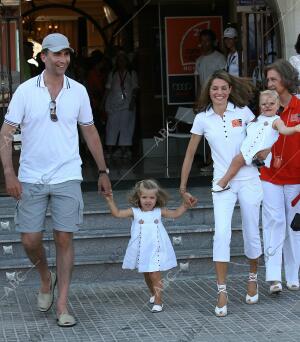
left=179, top=187, right=187, bottom=194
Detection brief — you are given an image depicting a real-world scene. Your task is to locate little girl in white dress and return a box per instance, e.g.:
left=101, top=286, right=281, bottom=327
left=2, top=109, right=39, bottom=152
left=213, top=90, right=300, bottom=192
left=104, top=179, right=196, bottom=312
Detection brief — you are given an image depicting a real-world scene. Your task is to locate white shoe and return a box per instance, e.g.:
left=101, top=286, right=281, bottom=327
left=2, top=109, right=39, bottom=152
left=215, top=284, right=228, bottom=317
left=286, top=283, right=300, bottom=291
left=211, top=184, right=230, bottom=193
left=151, top=304, right=163, bottom=313
left=270, top=282, right=282, bottom=294
left=37, top=271, right=57, bottom=312
left=246, top=273, right=259, bottom=304
left=149, top=295, right=155, bottom=304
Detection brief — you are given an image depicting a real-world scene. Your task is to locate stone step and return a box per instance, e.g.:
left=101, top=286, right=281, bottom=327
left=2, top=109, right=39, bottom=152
left=0, top=247, right=249, bottom=284
left=0, top=225, right=248, bottom=262
left=0, top=205, right=243, bottom=235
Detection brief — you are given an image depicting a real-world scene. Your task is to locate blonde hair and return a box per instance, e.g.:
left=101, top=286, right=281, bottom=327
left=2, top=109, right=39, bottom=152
left=259, top=90, right=280, bottom=106
left=128, top=179, right=169, bottom=208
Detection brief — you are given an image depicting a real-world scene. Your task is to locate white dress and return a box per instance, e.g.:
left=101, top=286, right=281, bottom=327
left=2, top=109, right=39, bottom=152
left=240, top=114, right=280, bottom=167
left=122, top=207, right=177, bottom=272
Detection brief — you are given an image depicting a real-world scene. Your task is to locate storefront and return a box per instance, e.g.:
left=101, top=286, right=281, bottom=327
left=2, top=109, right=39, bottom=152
left=0, top=0, right=294, bottom=191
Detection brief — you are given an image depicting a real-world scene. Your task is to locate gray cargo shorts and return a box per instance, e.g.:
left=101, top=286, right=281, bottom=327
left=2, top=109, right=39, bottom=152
left=15, top=180, right=84, bottom=233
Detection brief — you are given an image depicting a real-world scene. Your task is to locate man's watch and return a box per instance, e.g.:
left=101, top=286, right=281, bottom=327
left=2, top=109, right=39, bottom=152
left=98, top=168, right=110, bottom=176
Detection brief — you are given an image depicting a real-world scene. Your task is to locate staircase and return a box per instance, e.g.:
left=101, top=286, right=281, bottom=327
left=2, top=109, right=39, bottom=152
left=0, top=186, right=260, bottom=285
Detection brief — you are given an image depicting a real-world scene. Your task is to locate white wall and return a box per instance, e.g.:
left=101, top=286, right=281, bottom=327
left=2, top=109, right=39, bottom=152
left=274, top=0, right=300, bottom=58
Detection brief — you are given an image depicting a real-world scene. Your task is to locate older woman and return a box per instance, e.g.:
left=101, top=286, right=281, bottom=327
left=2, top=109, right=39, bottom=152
left=262, top=60, right=300, bottom=293
left=180, top=70, right=263, bottom=317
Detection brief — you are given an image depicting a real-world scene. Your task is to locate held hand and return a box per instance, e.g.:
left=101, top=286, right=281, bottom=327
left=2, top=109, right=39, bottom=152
left=182, top=192, right=197, bottom=208
left=5, top=172, right=22, bottom=200
left=254, top=148, right=271, bottom=162
left=98, top=174, right=112, bottom=196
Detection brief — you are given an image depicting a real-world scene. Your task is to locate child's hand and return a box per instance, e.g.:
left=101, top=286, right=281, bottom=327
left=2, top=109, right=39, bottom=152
left=104, top=193, right=113, bottom=201
left=182, top=192, right=197, bottom=208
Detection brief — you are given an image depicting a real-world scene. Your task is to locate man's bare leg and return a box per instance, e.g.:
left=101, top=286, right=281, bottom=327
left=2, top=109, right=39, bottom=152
left=53, top=230, right=74, bottom=315
left=21, top=232, right=51, bottom=293
left=217, top=153, right=246, bottom=188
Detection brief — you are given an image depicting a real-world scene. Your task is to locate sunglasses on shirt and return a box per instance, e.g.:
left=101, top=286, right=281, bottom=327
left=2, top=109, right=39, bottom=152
left=49, top=100, right=58, bottom=122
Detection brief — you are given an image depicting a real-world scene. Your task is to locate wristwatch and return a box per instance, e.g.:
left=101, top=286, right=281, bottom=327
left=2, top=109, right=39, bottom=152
left=98, top=168, right=110, bottom=176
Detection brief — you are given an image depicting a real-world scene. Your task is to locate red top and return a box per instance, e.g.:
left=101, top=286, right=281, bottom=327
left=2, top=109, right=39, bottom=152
left=260, top=95, right=300, bottom=185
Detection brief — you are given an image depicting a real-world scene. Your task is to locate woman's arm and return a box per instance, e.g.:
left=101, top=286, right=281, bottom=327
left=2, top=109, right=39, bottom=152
left=273, top=118, right=300, bottom=135
left=180, top=134, right=202, bottom=204
left=104, top=195, right=133, bottom=218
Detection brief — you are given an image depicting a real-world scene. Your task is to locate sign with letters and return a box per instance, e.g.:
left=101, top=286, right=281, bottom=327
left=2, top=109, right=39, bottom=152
left=165, top=16, right=222, bottom=104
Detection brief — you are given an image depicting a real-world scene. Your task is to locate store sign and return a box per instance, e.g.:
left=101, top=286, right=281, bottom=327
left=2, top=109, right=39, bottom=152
left=165, top=16, right=222, bottom=104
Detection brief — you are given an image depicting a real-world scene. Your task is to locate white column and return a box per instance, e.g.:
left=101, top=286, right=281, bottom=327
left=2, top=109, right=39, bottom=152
left=275, top=0, right=300, bottom=59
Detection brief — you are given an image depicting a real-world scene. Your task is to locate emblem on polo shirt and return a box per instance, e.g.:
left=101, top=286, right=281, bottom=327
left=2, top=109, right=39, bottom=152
left=264, top=121, right=268, bottom=126
left=231, top=119, right=242, bottom=127
left=290, top=114, right=300, bottom=122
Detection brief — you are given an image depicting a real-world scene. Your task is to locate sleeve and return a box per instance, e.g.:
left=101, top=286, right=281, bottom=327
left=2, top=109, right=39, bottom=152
left=105, top=72, right=113, bottom=89
left=4, top=86, right=25, bottom=127
left=77, top=86, right=94, bottom=126
left=190, top=113, right=205, bottom=135
left=131, top=70, right=138, bottom=89
left=243, top=106, right=255, bottom=124
left=194, top=59, right=199, bottom=75
left=289, top=56, right=297, bottom=69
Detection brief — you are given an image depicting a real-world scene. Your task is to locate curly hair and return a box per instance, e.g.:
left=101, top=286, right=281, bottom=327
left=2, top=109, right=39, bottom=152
left=194, top=69, right=254, bottom=113
left=259, top=90, right=280, bottom=106
left=265, top=59, right=299, bottom=95
left=128, top=179, right=169, bottom=208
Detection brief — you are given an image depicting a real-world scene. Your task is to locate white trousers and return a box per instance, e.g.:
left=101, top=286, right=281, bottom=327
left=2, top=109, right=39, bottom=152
left=212, top=177, right=263, bottom=262
left=262, top=181, right=300, bottom=284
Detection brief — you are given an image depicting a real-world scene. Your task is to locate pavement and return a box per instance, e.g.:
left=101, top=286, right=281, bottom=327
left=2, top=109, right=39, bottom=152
left=1, top=273, right=300, bottom=342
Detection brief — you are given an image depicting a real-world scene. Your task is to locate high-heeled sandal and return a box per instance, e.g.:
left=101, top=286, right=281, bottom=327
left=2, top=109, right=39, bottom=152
left=246, top=273, right=258, bottom=304
left=215, top=284, right=228, bottom=317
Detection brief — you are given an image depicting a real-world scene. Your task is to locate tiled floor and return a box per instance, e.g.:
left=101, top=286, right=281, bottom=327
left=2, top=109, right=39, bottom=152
left=1, top=275, right=300, bottom=342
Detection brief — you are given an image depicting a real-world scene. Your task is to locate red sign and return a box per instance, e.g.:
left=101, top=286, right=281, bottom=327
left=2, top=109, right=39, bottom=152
left=165, top=16, right=223, bottom=75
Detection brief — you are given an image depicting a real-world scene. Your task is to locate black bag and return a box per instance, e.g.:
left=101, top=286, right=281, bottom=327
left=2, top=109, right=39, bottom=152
left=291, top=213, right=300, bottom=231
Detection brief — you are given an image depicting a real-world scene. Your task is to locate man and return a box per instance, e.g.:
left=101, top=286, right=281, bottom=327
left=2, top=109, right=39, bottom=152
left=223, top=27, right=240, bottom=77
left=194, top=29, right=226, bottom=91
left=261, top=59, right=300, bottom=294
left=194, top=29, right=226, bottom=172
left=0, top=33, right=111, bottom=327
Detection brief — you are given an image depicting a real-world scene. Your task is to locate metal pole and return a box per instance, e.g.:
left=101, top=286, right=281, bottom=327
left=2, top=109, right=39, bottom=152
left=158, top=2, right=168, bottom=176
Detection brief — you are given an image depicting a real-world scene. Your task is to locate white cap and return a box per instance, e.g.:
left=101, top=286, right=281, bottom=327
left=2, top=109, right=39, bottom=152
left=223, top=27, right=238, bottom=39
left=42, top=33, right=74, bottom=53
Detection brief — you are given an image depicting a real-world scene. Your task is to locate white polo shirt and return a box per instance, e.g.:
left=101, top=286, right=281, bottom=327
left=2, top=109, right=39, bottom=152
left=191, top=102, right=259, bottom=181
left=4, top=71, right=94, bottom=184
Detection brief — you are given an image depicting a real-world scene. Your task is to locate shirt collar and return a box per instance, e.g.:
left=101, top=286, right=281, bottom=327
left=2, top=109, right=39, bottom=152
left=205, top=101, right=236, bottom=116
left=36, top=70, right=71, bottom=89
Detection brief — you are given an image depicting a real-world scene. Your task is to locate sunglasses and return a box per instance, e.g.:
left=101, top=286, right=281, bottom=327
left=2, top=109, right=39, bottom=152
left=49, top=100, right=58, bottom=122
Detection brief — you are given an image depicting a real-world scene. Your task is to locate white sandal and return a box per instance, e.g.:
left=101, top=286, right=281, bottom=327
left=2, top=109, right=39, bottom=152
left=270, top=282, right=282, bottom=294
left=151, top=304, right=163, bottom=313
left=246, top=273, right=259, bottom=304
left=215, top=284, right=228, bottom=317
left=149, top=295, right=155, bottom=304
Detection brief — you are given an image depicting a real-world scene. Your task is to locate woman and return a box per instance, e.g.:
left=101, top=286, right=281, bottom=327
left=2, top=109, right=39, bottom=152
left=104, top=51, right=138, bottom=158
left=262, top=60, right=300, bottom=293
left=180, top=70, right=263, bottom=317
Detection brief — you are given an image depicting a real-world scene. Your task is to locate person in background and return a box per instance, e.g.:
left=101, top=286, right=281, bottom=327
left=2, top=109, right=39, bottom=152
left=195, top=30, right=226, bottom=172
left=104, top=51, right=138, bottom=159
left=289, top=33, right=300, bottom=96
left=223, top=27, right=240, bottom=77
